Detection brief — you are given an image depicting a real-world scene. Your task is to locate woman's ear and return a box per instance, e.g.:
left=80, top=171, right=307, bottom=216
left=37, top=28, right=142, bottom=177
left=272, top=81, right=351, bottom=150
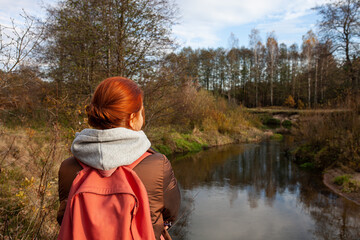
left=129, top=113, right=136, bottom=130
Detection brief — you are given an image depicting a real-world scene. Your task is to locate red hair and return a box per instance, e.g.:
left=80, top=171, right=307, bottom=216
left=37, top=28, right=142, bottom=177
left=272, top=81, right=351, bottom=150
left=86, top=77, right=144, bottom=129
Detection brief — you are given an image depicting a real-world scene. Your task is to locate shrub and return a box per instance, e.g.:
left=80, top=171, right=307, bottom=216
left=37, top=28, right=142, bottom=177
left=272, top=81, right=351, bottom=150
left=297, top=99, right=305, bottom=109
left=300, top=162, right=315, bottom=169
left=333, top=175, right=351, bottom=185
left=0, top=125, right=65, bottom=239
left=343, top=179, right=360, bottom=193
left=282, top=120, right=292, bottom=128
left=294, top=110, right=360, bottom=170
left=284, top=95, right=296, bottom=108
left=333, top=175, right=360, bottom=193
left=271, top=133, right=284, bottom=141
left=265, top=118, right=281, bottom=126
left=292, top=143, right=321, bottom=165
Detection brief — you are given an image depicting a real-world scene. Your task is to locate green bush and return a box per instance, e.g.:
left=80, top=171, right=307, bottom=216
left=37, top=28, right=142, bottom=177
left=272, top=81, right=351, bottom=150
left=333, top=174, right=351, bottom=185
left=300, top=162, right=315, bottom=169
left=264, top=118, right=281, bottom=126
left=333, top=175, right=360, bottom=193
left=282, top=120, right=292, bottom=128
left=343, top=179, right=360, bottom=193
left=292, top=143, right=321, bottom=165
left=270, top=133, right=284, bottom=141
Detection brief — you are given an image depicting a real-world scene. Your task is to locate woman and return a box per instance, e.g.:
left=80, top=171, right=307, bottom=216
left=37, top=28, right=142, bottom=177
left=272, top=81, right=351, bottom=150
left=57, top=77, right=180, bottom=239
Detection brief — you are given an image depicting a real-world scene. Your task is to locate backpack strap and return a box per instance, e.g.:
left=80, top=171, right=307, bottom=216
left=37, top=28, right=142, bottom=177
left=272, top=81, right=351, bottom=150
left=127, top=151, right=152, bottom=169
left=75, top=158, right=88, bottom=170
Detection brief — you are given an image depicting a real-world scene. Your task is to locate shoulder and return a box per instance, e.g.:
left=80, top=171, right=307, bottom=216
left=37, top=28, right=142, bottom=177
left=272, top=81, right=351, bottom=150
left=135, top=148, right=166, bottom=172
left=59, top=156, right=82, bottom=176
left=58, top=156, right=82, bottom=202
left=133, top=149, right=170, bottom=187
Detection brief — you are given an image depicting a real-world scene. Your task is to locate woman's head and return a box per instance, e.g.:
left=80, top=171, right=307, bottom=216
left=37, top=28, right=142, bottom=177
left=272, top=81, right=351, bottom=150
left=86, top=77, right=144, bottom=130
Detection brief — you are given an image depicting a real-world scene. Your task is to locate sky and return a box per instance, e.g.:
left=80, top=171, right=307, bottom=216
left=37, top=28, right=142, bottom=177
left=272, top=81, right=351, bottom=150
left=0, top=0, right=329, bottom=49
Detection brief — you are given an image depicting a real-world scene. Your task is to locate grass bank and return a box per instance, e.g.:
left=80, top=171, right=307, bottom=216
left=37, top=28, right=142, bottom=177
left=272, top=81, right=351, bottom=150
left=146, top=124, right=270, bottom=156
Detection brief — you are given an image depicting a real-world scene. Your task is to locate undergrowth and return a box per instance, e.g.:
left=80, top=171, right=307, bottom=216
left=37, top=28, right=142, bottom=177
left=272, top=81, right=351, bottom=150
left=0, top=124, right=67, bottom=239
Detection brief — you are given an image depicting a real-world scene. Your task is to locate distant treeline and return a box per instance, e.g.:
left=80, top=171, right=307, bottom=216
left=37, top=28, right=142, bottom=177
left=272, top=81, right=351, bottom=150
left=163, top=30, right=359, bottom=108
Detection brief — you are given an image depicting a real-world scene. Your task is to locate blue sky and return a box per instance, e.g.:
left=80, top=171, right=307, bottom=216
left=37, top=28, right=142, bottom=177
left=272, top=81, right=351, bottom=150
left=0, top=0, right=329, bottom=49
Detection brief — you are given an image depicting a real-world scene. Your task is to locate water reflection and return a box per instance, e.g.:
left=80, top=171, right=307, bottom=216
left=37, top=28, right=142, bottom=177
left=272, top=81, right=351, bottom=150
left=169, top=141, right=360, bottom=240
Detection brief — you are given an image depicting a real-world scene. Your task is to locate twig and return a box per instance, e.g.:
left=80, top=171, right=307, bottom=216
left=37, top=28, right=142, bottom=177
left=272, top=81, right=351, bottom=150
left=0, top=136, right=16, bottom=169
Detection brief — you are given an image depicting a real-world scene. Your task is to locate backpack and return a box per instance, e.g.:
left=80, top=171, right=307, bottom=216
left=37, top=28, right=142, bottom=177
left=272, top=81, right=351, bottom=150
left=58, top=151, right=156, bottom=240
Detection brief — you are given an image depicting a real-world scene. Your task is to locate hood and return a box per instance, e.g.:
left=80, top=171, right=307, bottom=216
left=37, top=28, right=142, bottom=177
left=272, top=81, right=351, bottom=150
left=71, top=127, right=151, bottom=172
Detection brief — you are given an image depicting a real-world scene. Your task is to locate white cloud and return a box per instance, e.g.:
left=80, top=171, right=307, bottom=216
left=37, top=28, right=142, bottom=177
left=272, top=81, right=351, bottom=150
left=0, top=0, right=329, bottom=49
left=173, top=0, right=329, bottom=48
left=0, top=0, right=56, bottom=26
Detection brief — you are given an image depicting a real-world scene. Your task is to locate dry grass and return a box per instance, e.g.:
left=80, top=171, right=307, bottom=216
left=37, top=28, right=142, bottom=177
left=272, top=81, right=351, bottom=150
left=0, top=124, right=69, bottom=239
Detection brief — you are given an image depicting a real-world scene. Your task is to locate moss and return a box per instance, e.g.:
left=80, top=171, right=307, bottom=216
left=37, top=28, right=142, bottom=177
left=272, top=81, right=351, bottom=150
left=153, top=144, right=172, bottom=156
left=174, top=138, right=203, bottom=152
left=282, top=120, right=292, bottom=128
left=265, top=118, right=281, bottom=126
left=333, top=174, right=360, bottom=193
left=270, top=133, right=283, bottom=141
left=292, top=143, right=321, bottom=165
left=343, top=179, right=360, bottom=193
left=300, top=162, right=315, bottom=169
left=333, top=174, right=351, bottom=185
left=259, top=114, right=272, bottom=125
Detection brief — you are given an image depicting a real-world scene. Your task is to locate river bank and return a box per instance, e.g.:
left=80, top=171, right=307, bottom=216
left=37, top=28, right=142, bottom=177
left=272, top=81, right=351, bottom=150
left=147, top=125, right=273, bottom=156
left=323, top=168, right=360, bottom=206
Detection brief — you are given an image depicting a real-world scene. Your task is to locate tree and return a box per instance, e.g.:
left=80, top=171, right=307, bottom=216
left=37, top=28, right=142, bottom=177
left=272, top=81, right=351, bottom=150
left=43, top=0, right=177, bottom=99
left=316, top=0, right=360, bottom=89
left=289, top=44, right=299, bottom=99
left=302, top=30, right=318, bottom=107
left=266, top=32, right=278, bottom=106
left=0, top=11, right=43, bottom=90
left=249, top=29, right=262, bottom=107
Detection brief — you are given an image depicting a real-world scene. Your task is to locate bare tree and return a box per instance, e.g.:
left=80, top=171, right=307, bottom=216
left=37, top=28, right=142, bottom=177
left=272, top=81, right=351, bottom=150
left=0, top=11, right=43, bottom=90
left=315, top=0, right=360, bottom=89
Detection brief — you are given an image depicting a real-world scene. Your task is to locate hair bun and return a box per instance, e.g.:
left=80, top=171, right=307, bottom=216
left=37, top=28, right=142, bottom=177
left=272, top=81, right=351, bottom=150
left=87, top=104, right=110, bottom=129
left=87, top=77, right=143, bottom=129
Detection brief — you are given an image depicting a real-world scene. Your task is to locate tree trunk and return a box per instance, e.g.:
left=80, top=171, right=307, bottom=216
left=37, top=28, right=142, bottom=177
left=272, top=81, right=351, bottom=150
left=270, top=65, right=273, bottom=106
left=314, top=59, right=318, bottom=107
left=320, top=60, right=324, bottom=102
left=292, top=60, right=296, bottom=98
left=308, top=63, right=311, bottom=108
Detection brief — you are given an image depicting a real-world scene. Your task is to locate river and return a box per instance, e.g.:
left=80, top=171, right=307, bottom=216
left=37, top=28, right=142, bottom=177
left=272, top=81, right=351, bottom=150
left=168, top=140, right=360, bottom=240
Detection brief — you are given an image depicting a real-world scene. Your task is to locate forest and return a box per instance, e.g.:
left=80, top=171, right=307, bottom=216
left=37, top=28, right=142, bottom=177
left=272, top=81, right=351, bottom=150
left=0, top=0, right=359, bottom=239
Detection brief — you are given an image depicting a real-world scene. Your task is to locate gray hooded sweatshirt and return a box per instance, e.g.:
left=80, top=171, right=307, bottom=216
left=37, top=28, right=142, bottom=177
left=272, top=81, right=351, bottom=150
left=71, top=127, right=151, bottom=171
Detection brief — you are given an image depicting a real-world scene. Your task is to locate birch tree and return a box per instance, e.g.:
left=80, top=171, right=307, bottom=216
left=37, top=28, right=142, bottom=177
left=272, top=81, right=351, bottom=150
left=266, top=32, right=278, bottom=106
left=302, top=30, right=318, bottom=107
